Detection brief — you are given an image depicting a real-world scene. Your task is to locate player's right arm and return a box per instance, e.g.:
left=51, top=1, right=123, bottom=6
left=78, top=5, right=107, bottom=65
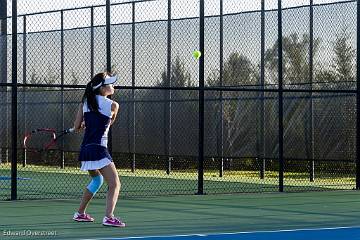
left=73, top=103, right=84, bottom=132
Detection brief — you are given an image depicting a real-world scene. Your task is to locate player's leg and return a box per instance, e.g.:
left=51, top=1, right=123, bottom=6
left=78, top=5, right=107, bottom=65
left=99, top=162, right=125, bottom=227
left=79, top=170, right=103, bottom=213
left=73, top=170, right=103, bottom=222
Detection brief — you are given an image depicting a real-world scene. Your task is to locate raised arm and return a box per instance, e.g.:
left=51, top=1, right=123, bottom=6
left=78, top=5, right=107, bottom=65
left=110, top=101, right=119, bottom=125
left=73, top=103, right=84, bottom=132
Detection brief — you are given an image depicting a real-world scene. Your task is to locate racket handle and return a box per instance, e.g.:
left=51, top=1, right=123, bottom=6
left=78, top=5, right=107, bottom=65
left=67, top=128, right=75, bottom=133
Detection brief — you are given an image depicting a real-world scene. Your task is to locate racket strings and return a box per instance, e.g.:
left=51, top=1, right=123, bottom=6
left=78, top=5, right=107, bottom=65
left=24, top=130, right=57, bottom=152
left=23, top=128, right=73, bottom=153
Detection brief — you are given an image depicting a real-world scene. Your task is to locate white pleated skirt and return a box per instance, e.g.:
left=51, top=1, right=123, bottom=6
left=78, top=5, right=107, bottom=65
left=80, top=158, right=112, bottom=171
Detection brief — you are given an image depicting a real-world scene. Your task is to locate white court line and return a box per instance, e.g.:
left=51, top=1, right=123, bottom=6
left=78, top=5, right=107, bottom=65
left=81, top=225, right=360, bottom=240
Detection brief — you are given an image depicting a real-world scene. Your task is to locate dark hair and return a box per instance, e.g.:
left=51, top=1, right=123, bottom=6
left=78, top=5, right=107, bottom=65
left=82, top=72, right=106, bottom=113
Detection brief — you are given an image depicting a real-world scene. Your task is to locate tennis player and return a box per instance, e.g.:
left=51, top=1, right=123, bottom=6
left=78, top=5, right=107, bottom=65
left=72, top=72, right=125, bottom=227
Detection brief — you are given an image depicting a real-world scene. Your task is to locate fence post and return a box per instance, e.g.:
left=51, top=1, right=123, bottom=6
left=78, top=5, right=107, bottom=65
left=22, top=15, right=27, bottom=167
left=165, top=0, right=172, bottom=175
left=106, top=0, right=113, bottom=155
left=11, top=0, right=18, bottom=200
left=278, top=0, right=284, bottom=192
left=0, top=0, right=8, bottom=165
left=131, top=2, right=136, bottom=173
left=259, top=0, right=266, bottom=180
left=197, top=0, right=205, bottom=195
left=309, top=0, right=315, bottom=182
left=60, top=10, right=65, bottom=169
left=218, top=0, right=224, bottom=178
left=90, top=7, right=94, bottom=78
left=356, top=0, right=360, bottom=190
left=0, top=0, right=6, bottom=82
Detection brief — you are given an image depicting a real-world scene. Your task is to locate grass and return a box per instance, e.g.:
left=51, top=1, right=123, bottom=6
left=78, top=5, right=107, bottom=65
left=0, top=163, right=355, bottom=201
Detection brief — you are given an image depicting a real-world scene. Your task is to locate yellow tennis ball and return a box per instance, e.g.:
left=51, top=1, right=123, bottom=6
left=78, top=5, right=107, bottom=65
left=193, top=50, right=202, bottom=59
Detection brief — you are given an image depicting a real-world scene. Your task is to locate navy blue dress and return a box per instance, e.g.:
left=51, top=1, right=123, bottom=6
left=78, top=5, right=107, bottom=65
left=79, top=95, right=113, bottom=171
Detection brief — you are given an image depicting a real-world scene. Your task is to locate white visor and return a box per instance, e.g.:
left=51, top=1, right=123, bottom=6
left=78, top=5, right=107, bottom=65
left=92, top=75, right=118, bottom=90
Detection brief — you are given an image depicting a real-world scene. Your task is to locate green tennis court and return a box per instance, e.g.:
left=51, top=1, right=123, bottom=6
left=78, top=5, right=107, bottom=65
left=1, top=191, right=360, bottom=240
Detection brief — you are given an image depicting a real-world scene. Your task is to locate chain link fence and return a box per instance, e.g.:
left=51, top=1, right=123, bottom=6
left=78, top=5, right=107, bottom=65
left=0, top=0, right=358, bottom=200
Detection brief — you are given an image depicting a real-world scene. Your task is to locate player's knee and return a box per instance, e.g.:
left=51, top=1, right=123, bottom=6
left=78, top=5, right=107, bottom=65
left=108, top=178, right=121, bottom=191
left=87, top=175, right=104, bottom=195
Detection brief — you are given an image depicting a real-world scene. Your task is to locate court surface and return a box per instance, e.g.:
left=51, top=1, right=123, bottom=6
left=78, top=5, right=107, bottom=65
left=1, top=191, right=360, bottom=240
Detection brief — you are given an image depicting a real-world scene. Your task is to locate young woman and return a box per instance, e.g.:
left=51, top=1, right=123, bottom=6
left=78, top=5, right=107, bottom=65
left=72, top=72, right=125, bottom=227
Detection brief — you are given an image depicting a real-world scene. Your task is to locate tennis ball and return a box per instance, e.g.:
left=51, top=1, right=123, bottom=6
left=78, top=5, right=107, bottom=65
left=193, top=50, right=202, bottom=59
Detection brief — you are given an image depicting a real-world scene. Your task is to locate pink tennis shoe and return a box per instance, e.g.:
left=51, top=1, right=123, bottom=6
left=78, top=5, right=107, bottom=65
left=73, top=212, right=95, bottom=222
left=102, top=216, right=126, bottom=227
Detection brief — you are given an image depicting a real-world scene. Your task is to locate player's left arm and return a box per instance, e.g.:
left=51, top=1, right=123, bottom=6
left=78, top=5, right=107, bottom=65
left=110, top=101, right=119, bottom=125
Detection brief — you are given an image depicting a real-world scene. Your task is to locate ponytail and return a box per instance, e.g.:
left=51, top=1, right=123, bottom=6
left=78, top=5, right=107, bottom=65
left=82, top=72, right=106, bottom=113
left=82, top=82, right=100, bottom=113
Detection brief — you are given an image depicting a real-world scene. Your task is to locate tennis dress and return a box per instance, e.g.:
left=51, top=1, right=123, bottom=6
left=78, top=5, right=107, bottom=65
left=79, top=95, right=113, bottom=171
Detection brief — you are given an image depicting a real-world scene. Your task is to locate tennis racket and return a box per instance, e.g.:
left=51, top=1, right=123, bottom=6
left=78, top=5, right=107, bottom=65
left=23, top=128, right=75, bottom=153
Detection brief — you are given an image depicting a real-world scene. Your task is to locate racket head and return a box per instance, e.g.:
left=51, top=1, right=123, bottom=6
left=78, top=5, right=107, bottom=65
left=23, top=128, right=57, bottom=153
